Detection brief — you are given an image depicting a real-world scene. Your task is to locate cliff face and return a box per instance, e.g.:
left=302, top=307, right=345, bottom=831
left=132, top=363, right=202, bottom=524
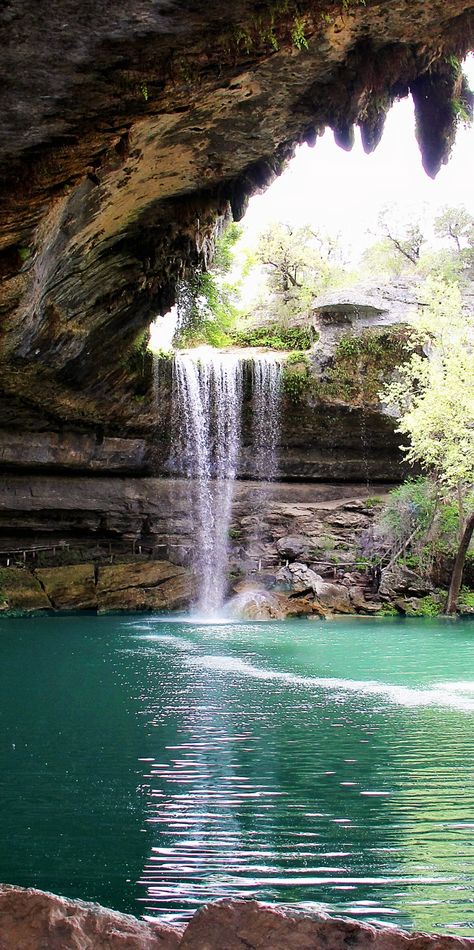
left=0, top=0, right=473, bottom=444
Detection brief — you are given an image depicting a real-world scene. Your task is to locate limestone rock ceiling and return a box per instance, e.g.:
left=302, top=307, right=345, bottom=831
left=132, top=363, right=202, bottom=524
left=0, top=0, right=473, bottom=428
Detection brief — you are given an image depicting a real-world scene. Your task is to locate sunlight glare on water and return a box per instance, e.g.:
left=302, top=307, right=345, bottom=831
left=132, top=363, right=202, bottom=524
left=0, top=614, right=474, bottom=934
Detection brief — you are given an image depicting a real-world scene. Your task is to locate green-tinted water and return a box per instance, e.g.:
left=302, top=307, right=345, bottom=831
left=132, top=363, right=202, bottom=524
left=1, top=615, right=474, bottom=933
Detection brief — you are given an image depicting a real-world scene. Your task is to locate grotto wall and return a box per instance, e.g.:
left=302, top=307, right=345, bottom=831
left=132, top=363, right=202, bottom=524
left=0, top=0, right=473, bottom=446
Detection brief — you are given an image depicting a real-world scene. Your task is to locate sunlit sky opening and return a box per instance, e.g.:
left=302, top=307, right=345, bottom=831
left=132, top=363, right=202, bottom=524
left=241, top=55, right=474, bottom=262
left=151, top=56, right=473, bottom=348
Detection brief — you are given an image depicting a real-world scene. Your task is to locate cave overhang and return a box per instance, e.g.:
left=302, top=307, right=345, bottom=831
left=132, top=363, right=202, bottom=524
left=0, top=0, right=473, bottom=430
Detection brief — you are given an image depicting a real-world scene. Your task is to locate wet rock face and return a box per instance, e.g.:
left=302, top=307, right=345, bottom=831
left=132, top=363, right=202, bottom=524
left=0, top=0, right=473, bottom=434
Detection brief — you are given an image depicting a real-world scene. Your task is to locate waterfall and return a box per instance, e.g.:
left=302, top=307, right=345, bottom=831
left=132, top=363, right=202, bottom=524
left=172, top=351, right=243, bottom=615
left=251, top=355, right=282, bottom=481
left=170, top=349, right=282, bottom=616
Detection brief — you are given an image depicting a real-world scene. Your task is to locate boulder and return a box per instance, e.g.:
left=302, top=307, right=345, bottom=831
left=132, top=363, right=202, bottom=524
left=276, top=562, right=323, bottom=593
left=276, top=535, right=309, bottom=560
left=35, top=564, right=97, bottom=610
left=0, top=884, right=181, bottom=949
left=275, top=563, right=353, bottom=613
left=313, top=580, right=353, bottom=614
left=0, top=567, right=51, bottom=614
left=180, top=899, right=474, bottom=950
left=2, top=890, right=474, bottom=950
left=97, top=561, right=194, bottom=613
left=349, top=585, right=383, bottom=614
left=379, top=566, right=433, bottom=600
left=228, top=587, right=286, bottom=620
left=97, top=560, right=188, bottom=593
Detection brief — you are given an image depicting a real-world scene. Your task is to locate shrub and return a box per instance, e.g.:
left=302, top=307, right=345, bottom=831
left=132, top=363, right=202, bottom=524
left=231, top=323, right=315, bottom=350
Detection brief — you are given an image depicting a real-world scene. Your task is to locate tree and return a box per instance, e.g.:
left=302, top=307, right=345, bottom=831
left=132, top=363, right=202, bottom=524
left=378, top=208, right=425, bottom=266
left=382, top=277, right=474, bottom=613
left=252, top=222, right=344, bottom=321
left=434, top=206, right=474, bottom=253
left=434, top=206, right=474, bottom=279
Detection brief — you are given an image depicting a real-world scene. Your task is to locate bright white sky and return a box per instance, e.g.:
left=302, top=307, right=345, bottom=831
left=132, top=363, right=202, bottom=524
left=240, top=55, right=474, bottom=263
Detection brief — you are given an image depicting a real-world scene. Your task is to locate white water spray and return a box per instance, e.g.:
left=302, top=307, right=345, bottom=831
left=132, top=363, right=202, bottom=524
left=170, top=350, right=282, bottom=615
left=172, top=351, right=242, bottom=615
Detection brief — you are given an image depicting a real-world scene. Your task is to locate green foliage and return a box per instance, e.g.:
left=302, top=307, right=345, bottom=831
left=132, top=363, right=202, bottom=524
left=231, top=323, right=314, bottom=350
left=290, top=16, right=308, bottom=50
left=140, top=81, right=149, bottom=102
left=18, top=246, right=31, bottom=263
left=282, top=357, right=312, bottom=403
left=444, top=55, right=462, bottom=76
left=249, top=222, right=345, bottom=324
left=234, top=26, right=253, bottom=53
left=382, top=277, right=474, bottom=489
left=410, top=595, right=443, bottom=617
left=381, top=478, right=436, bottom=547
left=459, top=587, right=474, bottom=609
left=362, top=204, right=474, bottom=282
left=174, top=224, right=243, bottom=347
left=379, top=604, right=398, bottom=617
left=318, top=327, right=409, bottom=404
left=452, top=98, right=472, bottom=127
left=285, top=348, right=312, bottom=364
left=368, top=477, right=474, bottom=590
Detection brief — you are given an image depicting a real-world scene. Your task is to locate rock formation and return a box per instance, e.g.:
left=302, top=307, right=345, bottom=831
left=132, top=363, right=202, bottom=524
left=2, top=888, right=474, bottom=950
left=0, top=0, right=473, bottom=446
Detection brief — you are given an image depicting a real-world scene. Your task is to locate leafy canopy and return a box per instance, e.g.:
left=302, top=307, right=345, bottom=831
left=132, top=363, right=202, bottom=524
left=382, top=277, right=474, bottom=489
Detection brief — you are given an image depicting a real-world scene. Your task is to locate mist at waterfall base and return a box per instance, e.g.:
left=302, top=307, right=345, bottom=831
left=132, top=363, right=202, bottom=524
left=161, top=348, right=282, bottom=618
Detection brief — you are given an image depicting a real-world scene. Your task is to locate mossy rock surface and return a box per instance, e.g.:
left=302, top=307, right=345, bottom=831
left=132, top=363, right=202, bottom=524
left=0, top=568, right=51, bottom=614
left=35, top=564, right=97, bottom=611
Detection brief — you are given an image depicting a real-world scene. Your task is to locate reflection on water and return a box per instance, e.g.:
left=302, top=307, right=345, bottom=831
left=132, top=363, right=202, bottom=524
left=0, top=615, right=474, bottom=934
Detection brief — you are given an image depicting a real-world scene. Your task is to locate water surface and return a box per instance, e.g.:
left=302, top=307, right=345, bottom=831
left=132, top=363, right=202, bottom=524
left=1, top=614, right=474, bottom=934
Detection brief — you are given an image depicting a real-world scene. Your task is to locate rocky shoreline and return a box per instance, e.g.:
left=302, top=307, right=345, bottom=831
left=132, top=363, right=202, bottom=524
left=1, top=887, right=474, bottom=950
left=0, top=479, right=471, bottom=619
left=0, top=557, right=469, bottom=620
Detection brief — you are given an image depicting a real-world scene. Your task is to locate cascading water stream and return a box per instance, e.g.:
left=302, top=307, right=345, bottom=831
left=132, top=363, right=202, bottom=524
left=172, top=351, right=243, bottom=615
left=251, top=355, right=282, bottom=481
left=170, top=349, right=282, bottom=616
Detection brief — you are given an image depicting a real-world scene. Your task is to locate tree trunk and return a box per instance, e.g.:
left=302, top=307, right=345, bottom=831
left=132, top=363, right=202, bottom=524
left=445, top=511, right=474, bottom=614
left=457, top=480, right=465, bottom=541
